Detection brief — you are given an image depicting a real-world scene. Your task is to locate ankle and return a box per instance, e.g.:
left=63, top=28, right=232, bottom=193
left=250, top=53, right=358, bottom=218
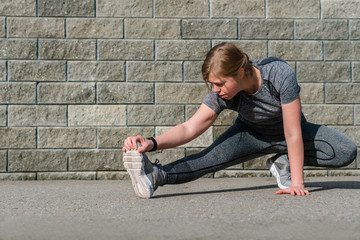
left=155, top=163, right=167, bottom=187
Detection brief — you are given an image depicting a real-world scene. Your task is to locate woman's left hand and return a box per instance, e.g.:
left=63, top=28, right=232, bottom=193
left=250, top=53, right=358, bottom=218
left=275, top=184, right=310, bottom=196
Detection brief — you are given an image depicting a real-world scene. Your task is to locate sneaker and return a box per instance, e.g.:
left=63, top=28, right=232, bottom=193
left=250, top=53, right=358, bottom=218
left=266, top=154, right=292, bottom=189
left=123, top=142, right=167, bottom=198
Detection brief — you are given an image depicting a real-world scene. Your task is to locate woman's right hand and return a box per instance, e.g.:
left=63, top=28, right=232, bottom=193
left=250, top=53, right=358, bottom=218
left=122, top=135, right=154, bottom=153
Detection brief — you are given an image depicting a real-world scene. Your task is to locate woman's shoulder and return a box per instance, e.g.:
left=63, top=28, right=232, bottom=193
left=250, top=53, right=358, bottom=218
left=252, top=57, right=290, bottom=69
left=253, top=57, right=294, bottom=78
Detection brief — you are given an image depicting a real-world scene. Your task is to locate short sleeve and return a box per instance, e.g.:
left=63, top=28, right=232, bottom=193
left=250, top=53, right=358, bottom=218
left=202, top=91, right=226, bottom=115
left=279, top=72, right=301, bottom=104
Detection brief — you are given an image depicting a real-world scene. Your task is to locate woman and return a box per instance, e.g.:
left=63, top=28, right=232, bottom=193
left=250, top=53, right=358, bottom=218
left=122, top=42, right=357, bottom=199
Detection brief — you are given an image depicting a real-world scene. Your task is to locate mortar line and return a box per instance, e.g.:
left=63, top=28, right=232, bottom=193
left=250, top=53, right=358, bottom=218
left=124, top=61, right=127, bottom=82
left=319, top=0, right=323, bottom=19
left=5, top=105, right=8, bottom=127
left=64, top=18, right=67, bottom=39
left=36, top=82, right=39, bottom=104
left=293, top=19, right=296, bottom=40
left=94, top=82, right=97, bottom=104
left=36, top=0, right=39, bottom=17
left=4, top=16, right=7, bottom=38
left=153, top=82, right=156, bottom=105
left=5, top=60, right=8, bottom=82
left=36, top=127, right=39, bottom=149
left=237, top=19, right=240, bottom=39
left=179, top=19, right=183, bottom=39
left=152, top=0, right=155, bottom=18
left=153, top=40, right=156, bottom=61
left=67, top=153, right=70, bottom=171
left=183, top=104, right=186, bottom=123
left=182, top=61, right=185, bottom=83
left=94, top=0, right=97, bottom=17
left=264, top=0, right=267, bottom=19
left=6, top=149, right=9, bottom=173
left=36, top=39, right=39, bottom=60
left=209, top=0, right=212, bottom=18
left=65, top=60, right=68, bottom=82
left=66, top=105, right=69, bottom=127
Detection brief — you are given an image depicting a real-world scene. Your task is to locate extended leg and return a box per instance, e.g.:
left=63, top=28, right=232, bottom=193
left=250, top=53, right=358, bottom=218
left=163, top=121, right=274, bottom=184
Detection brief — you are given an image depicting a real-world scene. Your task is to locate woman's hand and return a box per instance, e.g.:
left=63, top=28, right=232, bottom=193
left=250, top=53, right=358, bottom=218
left=275, top=184, right=310, bottom=196
left=122, top=135, right=154, bottom=153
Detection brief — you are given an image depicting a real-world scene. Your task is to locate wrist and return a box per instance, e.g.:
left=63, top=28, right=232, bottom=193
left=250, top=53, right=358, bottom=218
left=147, top=137, right=157, bottom=152
left=291, top=182, right=304, bottom=187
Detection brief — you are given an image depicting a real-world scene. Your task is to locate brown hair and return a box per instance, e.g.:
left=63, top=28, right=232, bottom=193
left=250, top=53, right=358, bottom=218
left=201, top=42, right=253, bottom=89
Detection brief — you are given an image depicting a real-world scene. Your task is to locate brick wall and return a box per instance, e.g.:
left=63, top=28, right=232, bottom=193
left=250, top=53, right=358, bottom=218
left=0, top=0, right=359, bottom=180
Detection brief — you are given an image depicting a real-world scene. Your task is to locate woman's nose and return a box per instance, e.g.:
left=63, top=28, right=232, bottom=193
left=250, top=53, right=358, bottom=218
left=213, top=85, right=220, bottom=93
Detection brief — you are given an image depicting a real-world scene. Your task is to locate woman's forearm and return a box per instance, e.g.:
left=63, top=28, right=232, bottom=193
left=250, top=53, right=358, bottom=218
left=286, top=135, right=305, bottom=185
left=281, top=97, right=305, bottom=186
left=154, top=123, right=200, bottom=150
left=154, top=104, right=218, bottom=151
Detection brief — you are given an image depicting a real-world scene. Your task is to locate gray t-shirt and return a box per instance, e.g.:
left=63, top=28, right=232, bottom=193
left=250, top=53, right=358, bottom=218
left=202, top=57, right=301, bottom=136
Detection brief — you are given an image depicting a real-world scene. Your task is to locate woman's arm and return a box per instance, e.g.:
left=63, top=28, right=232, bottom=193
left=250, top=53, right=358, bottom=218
left=123, top=103, right=218, bottom=153
left=278, top=96, right=309, bottom=196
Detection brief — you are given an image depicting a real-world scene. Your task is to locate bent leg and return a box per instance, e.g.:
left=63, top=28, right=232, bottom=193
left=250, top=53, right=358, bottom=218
left=301, top=121, right=357, bottom=168
left=162, top=119, right=357, bottom=185
left=163, top=121, right=274, bottom=184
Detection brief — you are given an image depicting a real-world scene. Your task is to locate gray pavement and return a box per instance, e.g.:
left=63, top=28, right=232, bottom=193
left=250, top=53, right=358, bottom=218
left=0, top=176, right=359, bottom=240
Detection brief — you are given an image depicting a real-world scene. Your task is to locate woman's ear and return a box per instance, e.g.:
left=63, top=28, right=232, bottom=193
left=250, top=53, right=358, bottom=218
left=238, top=68, right=245, bottom=79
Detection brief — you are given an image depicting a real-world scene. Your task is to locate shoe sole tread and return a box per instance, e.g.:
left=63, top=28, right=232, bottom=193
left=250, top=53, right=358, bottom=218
left=123, top=150, right=153, bottom=198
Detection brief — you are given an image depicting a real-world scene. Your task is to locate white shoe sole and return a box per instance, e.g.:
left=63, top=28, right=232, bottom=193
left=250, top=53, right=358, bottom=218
left=123, top=150, right=154, bottom=198
left=267, top=159, right=288, bottom=190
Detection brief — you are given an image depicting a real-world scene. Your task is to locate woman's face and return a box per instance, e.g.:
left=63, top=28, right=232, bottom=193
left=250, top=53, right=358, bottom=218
left=207, top=71, right=242, bottom=100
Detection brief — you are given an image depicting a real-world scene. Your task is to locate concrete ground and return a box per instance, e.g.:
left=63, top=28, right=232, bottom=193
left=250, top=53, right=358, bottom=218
left=0, top=176, right=359, bottom=240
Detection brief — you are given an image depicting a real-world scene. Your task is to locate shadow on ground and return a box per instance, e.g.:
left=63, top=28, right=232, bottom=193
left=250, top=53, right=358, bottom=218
left=306, top=181, right=360, bottom=192
left=153, top=183, right=277, bottom=198
left=154, top=180, right=360, bottom=199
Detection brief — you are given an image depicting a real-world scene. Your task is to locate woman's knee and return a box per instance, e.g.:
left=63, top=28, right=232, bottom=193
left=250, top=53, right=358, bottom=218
left=333, top=139, right=357, bottom=167
left=309, top=125, right=358, bottom=167
left=342, top=143, right=357, bottom=167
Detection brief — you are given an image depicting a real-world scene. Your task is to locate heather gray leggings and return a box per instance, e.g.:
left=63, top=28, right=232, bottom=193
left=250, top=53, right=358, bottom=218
left=163, top=118, right=357, bottom=184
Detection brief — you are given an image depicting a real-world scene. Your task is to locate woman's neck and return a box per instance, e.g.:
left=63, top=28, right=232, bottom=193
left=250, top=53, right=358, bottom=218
left=244, top=67, right=261, bottom=94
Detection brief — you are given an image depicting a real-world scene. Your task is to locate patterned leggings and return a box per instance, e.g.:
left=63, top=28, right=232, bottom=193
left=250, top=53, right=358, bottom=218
left=163, top=118, right=357, bottom=184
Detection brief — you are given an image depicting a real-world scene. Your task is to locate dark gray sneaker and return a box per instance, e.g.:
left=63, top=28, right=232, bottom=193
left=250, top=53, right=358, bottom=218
left=266, top=154, right=291, bottom=189
left=123, top=143, right=167, bottom=198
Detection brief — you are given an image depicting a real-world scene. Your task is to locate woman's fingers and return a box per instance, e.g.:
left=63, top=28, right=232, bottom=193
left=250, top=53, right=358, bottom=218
left=123, top=135, right=147, bottom=151
left=275, top=187, right=310, bottom=196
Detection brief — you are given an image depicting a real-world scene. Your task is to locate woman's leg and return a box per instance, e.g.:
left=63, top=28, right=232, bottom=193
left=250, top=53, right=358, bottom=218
left=163, top=121, right=276, bottom=184
left=264, top=121, right=358, bottom=189
left=266, top=120, right=357, bottom=168
left=163, top=119, right=357, bottom=185
left=301, top=121, right=357, bottom=167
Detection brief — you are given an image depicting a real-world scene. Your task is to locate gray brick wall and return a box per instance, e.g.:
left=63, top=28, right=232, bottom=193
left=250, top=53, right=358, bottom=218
left=0, top=0, right=359, bottom=180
